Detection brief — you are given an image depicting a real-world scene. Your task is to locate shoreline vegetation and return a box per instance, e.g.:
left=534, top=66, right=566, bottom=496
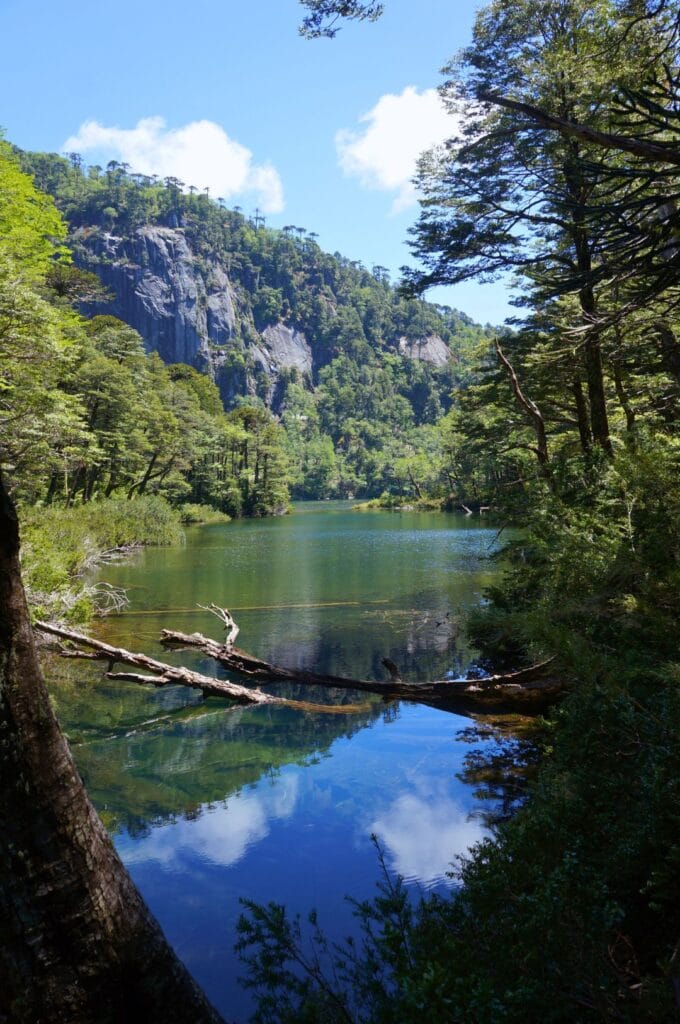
left=2, top=0, right=680, bottom=1010
left=353, top=494, right=489, bottom=513
left=23, top=495, right=485, bottom=629
left=21, top=496, right=230, bottom=625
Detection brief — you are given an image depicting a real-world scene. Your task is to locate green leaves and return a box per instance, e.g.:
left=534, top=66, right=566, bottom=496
left=0, top=139, right=68, bottom=280
left=298, top=1, right=384, bottom=39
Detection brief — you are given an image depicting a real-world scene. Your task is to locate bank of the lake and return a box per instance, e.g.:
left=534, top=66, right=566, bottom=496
left=47, top=502, right=518, bottom=1022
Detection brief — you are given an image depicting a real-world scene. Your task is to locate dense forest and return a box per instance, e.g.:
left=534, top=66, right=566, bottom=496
left=0, top=146, right=293, bottom=617
left=1, top=141, right=490, bottom=620
left=1, top=0, right=679, bottom=1020
left=16, top=147, right=491, bottom=502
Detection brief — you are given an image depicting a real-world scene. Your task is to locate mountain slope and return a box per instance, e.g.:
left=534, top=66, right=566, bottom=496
left=20, top=150, right=491, bottom=497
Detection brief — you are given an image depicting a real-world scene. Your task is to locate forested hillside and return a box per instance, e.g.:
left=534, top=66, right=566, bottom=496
left=2, top=0, right=680, bottom=1019
left=18, top=149, right=491, bottom=499
left=1, top=140, right=298, bottom=624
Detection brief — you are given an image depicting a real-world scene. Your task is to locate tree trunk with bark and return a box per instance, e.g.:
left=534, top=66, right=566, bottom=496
left=571, top=375, right=593, bottom=453
left=0, top=470, right=224, bottom=1024
left=495, top=339, right=555, bottom=490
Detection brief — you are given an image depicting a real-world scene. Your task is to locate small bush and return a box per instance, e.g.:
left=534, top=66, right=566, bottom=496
left=178, top=502, right=231, bottom=525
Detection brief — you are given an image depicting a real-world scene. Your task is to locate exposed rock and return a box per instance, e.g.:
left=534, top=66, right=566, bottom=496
left=398, top=334, right=451, bottom=367
left=75, top=225, right=239, bottom=372
left=72, top=223, right=454, bottom=412
left=259, top=323, right=313, bottom=377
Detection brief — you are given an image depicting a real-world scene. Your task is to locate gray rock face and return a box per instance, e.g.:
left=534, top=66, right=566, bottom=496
left=397, top=334, right=451, bottom=367
left=247, top=323, right=314, bottom=408
left=258, top=324, right=313, bottom=378
left=75, top=225, right=238, bottom=372
left=74, top=223, right=451, bottom=410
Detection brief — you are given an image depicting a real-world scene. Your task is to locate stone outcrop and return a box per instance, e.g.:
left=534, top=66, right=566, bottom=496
left=73, top=224, right=453, bottom=409
left=397, top=334, right=452, bottom=367
left=259, top=323, right=313, bottom=377
left=75, top=226, right=239, bottom=373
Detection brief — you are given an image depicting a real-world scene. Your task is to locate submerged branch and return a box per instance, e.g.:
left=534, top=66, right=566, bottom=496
left=37, top=611, right=568, bottom=716
left=36, top=620, right=367, bottom=715
left=160, top=619, right=566, bottom=712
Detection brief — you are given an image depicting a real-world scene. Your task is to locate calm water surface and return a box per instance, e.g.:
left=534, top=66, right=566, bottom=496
left=52, top=502, right=506, bottom=1022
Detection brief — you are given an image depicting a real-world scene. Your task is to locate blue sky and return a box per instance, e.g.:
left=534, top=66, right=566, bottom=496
left=0, top=0, right=513, bottom=324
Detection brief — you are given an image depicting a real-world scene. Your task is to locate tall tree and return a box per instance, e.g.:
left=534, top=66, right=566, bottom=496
left=0, top=470, right=224, bottom=1023
left=404, top=0, right=676, bottom=453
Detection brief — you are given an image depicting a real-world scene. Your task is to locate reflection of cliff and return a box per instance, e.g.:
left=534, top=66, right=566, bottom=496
left=63, top=683, right=382, bottom=836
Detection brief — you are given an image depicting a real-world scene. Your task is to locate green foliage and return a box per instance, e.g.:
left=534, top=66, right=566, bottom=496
left=178, top=503, right=231, bottom=525
left=0, top=141, right=87, bottom=491
left=1, top=146, right=294, bottom=632
left=299, top=1, right=384, bottom=39
left=238, top=2, right=680, bottom=1020
left=21, top=496, right=183, bottom=623
left=0, top=138, right=68, bottom=279
left=16, top=146, right=490, bottom=502
left=240, top=548, right=680, bottom=1022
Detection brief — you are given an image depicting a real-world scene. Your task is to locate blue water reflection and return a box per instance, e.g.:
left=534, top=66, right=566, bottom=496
left=53, top=504, right=511, bottom=1022
left=115, top=703, right=486, bottom=1022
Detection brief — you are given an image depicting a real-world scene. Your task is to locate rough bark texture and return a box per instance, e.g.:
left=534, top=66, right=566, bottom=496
left=0, top=472, right=224, bottom=1024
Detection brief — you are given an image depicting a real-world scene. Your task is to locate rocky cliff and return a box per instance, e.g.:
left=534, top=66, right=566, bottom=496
left=18, top=148, right=492, bottom=499
left=72, top=223, right=454, bottom=410
left=74, top=225, right=248, bottom=401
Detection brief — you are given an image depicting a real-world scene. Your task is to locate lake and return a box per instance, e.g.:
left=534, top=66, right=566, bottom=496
left=50, top=501, right=510, bottom=1022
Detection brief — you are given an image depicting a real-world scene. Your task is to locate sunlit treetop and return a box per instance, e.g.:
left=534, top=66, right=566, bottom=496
left=299, top=0, right=384, bottom=38
left=0, top=139, right=68, bottom=280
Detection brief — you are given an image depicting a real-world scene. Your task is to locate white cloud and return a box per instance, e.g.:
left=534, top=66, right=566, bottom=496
left=63, top=116, right=284, bottom=213
left=335, top=86, right=456, bottom=214
left=121, top=772, right=299, bottom=870
left=371, top=789, right=485, bottom=887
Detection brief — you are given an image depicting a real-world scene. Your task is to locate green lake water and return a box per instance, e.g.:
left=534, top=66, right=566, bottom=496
left=50, top=501, right=509, bottom=1022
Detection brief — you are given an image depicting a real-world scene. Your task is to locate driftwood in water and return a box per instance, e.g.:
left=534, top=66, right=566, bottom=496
left=37, top=621, right=277, bottom=703
left=37, top=610, right=568, bottom=714
left=35, top=622, right=367, bottom=716
left=160, top=611, right=567, bottom=712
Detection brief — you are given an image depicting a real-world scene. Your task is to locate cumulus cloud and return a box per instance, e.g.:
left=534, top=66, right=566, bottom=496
left=371, top=789, right=485, bottom=887
left=63, top=116, right=284, bottom=213
left=335, top=86, right=456, bottom=214
left=122, top=772, right=300, bottom=870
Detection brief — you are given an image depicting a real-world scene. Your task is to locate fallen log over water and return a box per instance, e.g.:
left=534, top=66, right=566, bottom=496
left=160, top=609, right=567, bottom=712
left=35, top=621, right=368, bottom=715
left=36, top=612, right=569, bottom=715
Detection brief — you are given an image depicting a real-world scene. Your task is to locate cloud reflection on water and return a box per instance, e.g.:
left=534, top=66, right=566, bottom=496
left=122, top=772, right=300, bottom=870
left=371, top=783, right=486, bottom=888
